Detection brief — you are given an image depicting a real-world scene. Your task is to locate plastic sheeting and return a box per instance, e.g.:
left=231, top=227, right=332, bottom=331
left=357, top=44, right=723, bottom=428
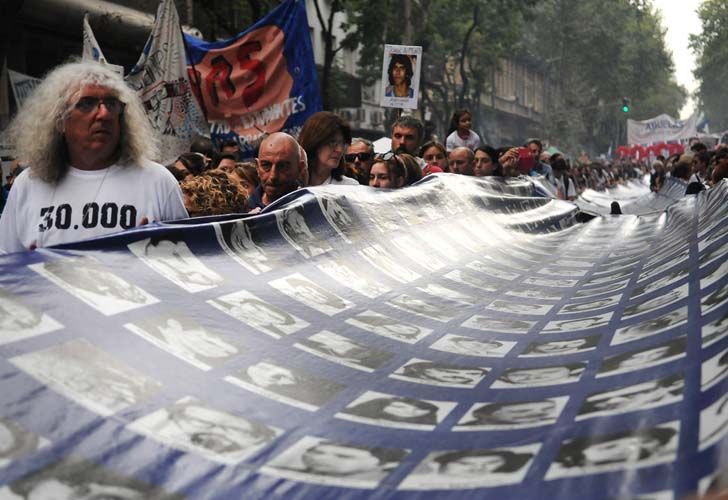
left=0, top=174, right=726, bottom=499
left=576, top=177, right=688, bottom=216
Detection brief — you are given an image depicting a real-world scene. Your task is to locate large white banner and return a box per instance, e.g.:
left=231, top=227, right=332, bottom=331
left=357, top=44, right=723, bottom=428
left=125, top=0, right=208, bottom=165
left=627, top=113, right=698, bottom=145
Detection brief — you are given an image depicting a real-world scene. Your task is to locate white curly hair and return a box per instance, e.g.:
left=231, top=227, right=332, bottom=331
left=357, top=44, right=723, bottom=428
left=6, top=59, right=159, bottom=183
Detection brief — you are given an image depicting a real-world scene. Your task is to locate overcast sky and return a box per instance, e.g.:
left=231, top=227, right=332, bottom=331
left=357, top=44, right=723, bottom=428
left=652, top=0, right=702, bottom=118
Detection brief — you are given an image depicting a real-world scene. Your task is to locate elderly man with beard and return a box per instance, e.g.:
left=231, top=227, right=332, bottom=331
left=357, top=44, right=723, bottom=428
left=248, top=132, right=306, bottom=210
left=0, top=61, right=188, bottom=253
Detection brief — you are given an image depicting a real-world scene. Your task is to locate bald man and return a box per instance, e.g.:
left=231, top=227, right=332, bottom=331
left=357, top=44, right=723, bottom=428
left=448, top=147, right=475, bottom=176
left=248, top=133, right=306, bottom=210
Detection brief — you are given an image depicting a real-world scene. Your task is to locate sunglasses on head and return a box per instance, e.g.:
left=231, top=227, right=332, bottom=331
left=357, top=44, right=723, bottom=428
left=344, top=152, right=373, bottom=163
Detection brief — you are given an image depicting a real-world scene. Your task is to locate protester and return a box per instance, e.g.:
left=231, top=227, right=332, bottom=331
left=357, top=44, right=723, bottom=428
left=419, top=141, right=447, bottom=174
left=248, top=132, right=305, bottom=210
left=711, top=149, right=728, bottom=185
left=345, top=138, right=375, bottom=185
left=1, top=161, right=25, bottom=215
left=233, top=162, right=260, bottom=197
left=527, top=139, right=555, bottom=184
left=448, top=147, right=475, bottom=176
left=401, top=154, right=423, bottom=185
left=391, top=115, right=425, bottom=156
left=369, top=153, right=408, bottom=189
left=0, top=60, right=188, bottom=254
left=445, top=109, right=481, bottom=152
left=211, top=153, right=237, bottom=171
left=180, top=171, right=248, bottom=217
left=498, top=147, right=521, bottom=177
left=298, top=111, right=358, bottom=186
left=649, top=161, right=666, bottom=192
left=473, top=146, right=500, bottom=177
left=175, top=152, right=207, bottom=177
left=220, top=139, right=242, bottom=160
left=551, top=156, right=576, bottom=201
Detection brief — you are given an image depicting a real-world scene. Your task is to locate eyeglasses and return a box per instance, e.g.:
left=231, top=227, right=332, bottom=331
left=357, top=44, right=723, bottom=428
left=74, top=96, right=125, bottom=115
left=344, top=152, right=373, bottom=163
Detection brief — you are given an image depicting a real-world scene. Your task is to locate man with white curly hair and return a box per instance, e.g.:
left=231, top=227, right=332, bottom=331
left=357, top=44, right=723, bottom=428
left=0, top=61, right=188, bottom=253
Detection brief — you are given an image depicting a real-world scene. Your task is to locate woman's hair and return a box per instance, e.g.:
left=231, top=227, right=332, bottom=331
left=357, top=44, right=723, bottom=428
left=177, top=152, right=208, bottom=176
left=298, top=111, right=351, bottom=182
left=399, top=153, right=422, bottom=185
left=234, top=161, right=260, bottom=187
left=448, top=109, right=472, bottom=136
left=387, top=54, right=414, bottom=87
left=7, top=59, right=158, bottom=183
left=475, top=145, right=502, bottom=175
left=419, top=141, right=446, bottom=158
left=372, top=153, right=408, bottom=188
left=344, top=396, right=439, bottom=425
left=180, top=171, right=248, bottom=217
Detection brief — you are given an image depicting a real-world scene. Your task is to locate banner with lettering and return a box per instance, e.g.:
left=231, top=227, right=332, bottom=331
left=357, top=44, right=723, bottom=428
left=126, top=0, right=209, bottom=166
left=1, top=174, right=727, bottom=499
left=627, top=113, right=699, bottom=146
left=7, top=70, right=41, bottom=110
left=183, top=0, right=322, bottom=158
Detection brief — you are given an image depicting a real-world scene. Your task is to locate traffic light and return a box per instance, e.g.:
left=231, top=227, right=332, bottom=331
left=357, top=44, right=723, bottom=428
left=621, top=97, right=630, bottom=113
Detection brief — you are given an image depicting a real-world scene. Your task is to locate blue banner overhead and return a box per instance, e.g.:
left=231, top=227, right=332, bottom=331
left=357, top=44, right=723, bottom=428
left=0, top=174, right=727, bottom=499
left=183, top=0, right=322, bottom=158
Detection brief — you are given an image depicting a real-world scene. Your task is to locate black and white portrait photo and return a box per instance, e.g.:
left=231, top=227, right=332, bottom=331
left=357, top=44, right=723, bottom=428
left=128, top=396, right=280, bottom=464
left=208, top=289, right=309, bottom=339
left=630, top=269, right=687, bottom=300
left=10, top=338, right=161, bottom=416
left=576, top=374, right=684, bottom=420
left=444, top=269, right=498, bottom=293
left=316, top=194, right=360, bottom=243
left=225, top=359, right=346, bottom=411
left=597, top=337, right=686, bottom=377
left=29, top=256, right=158, bottom=315
left=701, top=257, right=728, bottom=290
left=317, top=258, right=390, bottom=299
left=124, top=313, right=239, bottom=371
left=128, top=237, right=223, bottom=293
left=454, top=397, right=568, bottom=430
left=545, top=422, right=679, bottom=479
left=467, top=260, right=520, bottom=281
left=574, top=279, right=630, bottom=299
left=558, top=295, right=621, bottom=315
left=505, top=287, right=563, bottom=301
left=611, top=306, right=688, bottom=345
left=276, top=204, right=332, bottom=258
left=0, top=288, right=63, bottom=345
left=701, top=346, right=728, bottom=390
left=461, top=315, right=536, bottom=334
left=336, top=390, right=456, bottom=431
left=0, top=456, right=182, bottom=499
left=387, top=294, right=459, bottom=322
left=294, top=330, right=393, bottom=372
left=622, top=284, right=689, bottom=319
left=215, top=220, right=273, bottom=275
left=359, top=244, right=421, bottom=283
left=520, top=335, right=600, bottom=357
left=398, top=443, right=539, bottom=490
left=260, top=436, right=408, bottom=489
left=701, top=280, right=728, bottom=316
left=393, top=235, right=448, bottom=270
left=345, top=310, right=432, bottom=344
left=523, top=276, right=578, bottom=288
left=699, top=392, right=728, bottom=451
left=0, top=417, right=47, bottom=468
left=541, top=312, right=613, bottom=334
left=492, top=363, right=586, bottom=388
left=702, top=311, right=728, bottom=348
left=429, top=334, right=516, bottom=358
left=486, top=299, right=553, bottom=316
left=389, top=358, right=489, bottom=388
left=269, top=273, right=354, bottom=316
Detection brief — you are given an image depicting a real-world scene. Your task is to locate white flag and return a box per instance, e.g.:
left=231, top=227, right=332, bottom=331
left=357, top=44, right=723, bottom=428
left=82, top=14, right=106, bottom=63
left=125, top=0, right=209, bottom=165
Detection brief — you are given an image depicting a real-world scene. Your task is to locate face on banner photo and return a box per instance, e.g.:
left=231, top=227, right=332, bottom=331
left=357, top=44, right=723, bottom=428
left=380, top=45, right=422, bottom=110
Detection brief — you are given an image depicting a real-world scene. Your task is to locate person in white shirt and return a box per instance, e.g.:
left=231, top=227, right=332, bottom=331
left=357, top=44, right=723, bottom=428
left=445, top=109, right=481, bottom=152
left=0, top=61, right=187, bottom=253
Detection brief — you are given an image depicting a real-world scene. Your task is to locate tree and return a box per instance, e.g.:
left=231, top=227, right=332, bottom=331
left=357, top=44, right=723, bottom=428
left=690, top=0, right=728, bottom=131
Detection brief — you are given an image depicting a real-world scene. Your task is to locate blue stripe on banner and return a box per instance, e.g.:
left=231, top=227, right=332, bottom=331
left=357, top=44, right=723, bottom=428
left=0, top=174, right=727, bottom=499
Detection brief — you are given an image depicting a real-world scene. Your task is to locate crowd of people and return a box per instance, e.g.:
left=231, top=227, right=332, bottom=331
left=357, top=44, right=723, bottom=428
left=1, top=60, right=727, bottom=253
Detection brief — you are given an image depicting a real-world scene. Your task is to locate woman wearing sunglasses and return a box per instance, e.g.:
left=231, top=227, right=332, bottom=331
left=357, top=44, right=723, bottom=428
left=369, top=153, right=419, bottom=189
left=298, top=111, right=360, bottom=187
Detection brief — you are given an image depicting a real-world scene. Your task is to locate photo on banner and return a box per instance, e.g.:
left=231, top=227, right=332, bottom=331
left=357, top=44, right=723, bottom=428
left=380, top=44, right=422, bottom=110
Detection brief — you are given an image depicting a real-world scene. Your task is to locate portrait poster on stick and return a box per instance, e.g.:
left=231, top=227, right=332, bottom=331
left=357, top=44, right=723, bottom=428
left=380, top=44, right=422, bottom=110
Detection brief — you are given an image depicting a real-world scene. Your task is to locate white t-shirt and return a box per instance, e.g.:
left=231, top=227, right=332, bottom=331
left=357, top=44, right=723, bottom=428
left=446, top=130, right=481, bottom=152
left=0, top=161, right=188, bottom=253
left=321, top=175, right=360, bottom=186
